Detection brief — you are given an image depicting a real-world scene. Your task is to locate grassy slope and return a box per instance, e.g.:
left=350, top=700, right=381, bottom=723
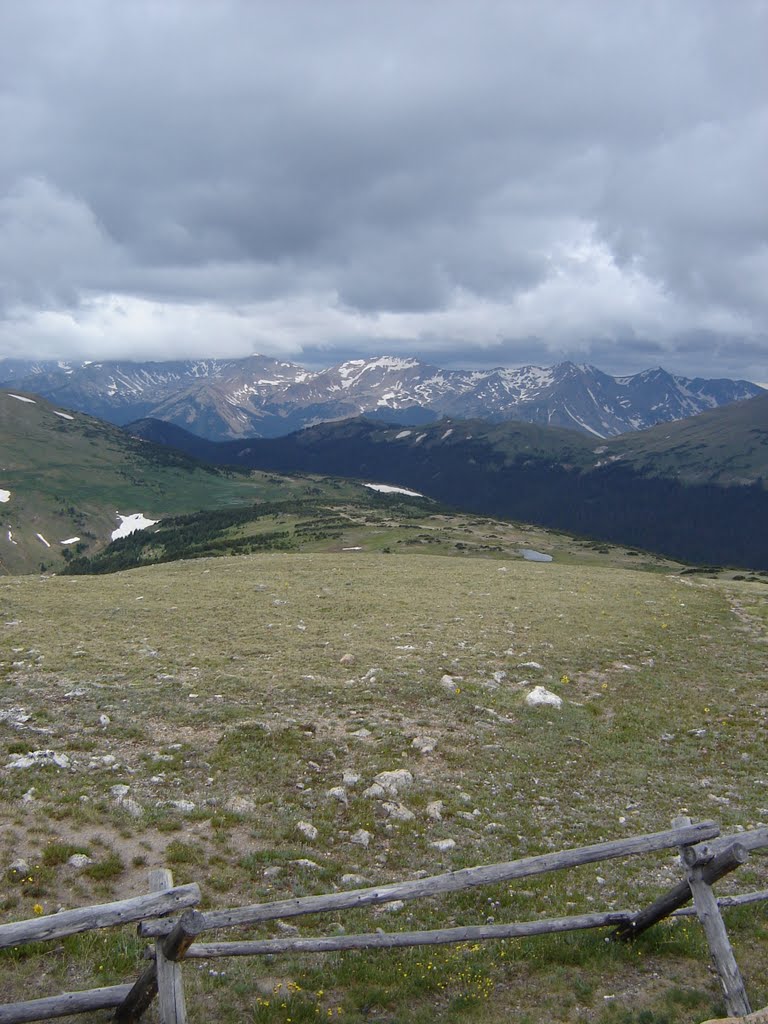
left=1, top=551, right=766, bottom=1021
left=0, top=390, right=357, bottom=574
left=605, top=392, right=768, bottom=485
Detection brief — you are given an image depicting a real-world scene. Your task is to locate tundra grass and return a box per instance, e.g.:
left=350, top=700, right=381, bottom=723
left=0, top=552, right=766, bottom=1020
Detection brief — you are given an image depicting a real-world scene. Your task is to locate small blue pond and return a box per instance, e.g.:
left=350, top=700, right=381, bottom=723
left=519, top=548, right=553, bottom=562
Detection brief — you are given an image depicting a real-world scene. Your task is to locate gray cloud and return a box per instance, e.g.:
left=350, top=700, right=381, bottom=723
left=0, top=0, right=766, bottom=380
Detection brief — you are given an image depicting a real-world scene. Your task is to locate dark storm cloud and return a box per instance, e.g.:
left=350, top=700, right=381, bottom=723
left=0, top=1, right=765, bottom=379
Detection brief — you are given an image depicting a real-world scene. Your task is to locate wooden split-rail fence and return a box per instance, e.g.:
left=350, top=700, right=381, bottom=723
left=0, top=816, right=766, bottom=1023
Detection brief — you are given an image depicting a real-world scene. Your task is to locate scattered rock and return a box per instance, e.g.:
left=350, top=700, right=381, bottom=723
left=426, top=800, right=444, bottom=821
left=381, top=800, right=415, bottom=822
left=350, top=728, right=372, bottom=740
left=7, top=750, right=70, bottom=770
left=374, top=769, right=413, bottom=794
left=225, top=796, right=256, bottom=814
left=376, top=900, right=405, bottom=913
left=350, top=828, right=373, bottom=848
left=360, top=667, right=381, bottom=683
left=327, top=786, right=348, bottom=805
left=68, top=854, right=93, bottom=868
left=168, top=800, right=196, bottom=812
left=519, top=661, right=543, bottom=670
left=8, top=859, right=30, bottom=876
left=110, top=785, right=144, bottom=817
left=342, top=770, right=361, bottom=786
left=439, top=674, right=461, bottom=692
left=341, top=873, right=371, bottom=888
left=525, top=686, right=563, bottom=709
left=411, top=736, right=437, bottom=754
left=363, top=783, right=386, bottom=800
left=290, top=858, right=321, bottom=870
left=122, top=799, right=144, bottom=818
left=20, top=788, right=36, bottom=805
left=263, top=866, right=282, bottom=879
left=297, top=821, right=318, bottom=842
left=430, top=839, right=456, bottom=852
left=275, top=920, right=299, bottom=935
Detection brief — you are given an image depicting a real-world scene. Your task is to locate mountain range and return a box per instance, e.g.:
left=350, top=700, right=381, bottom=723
left=0, top=355, right=762, bottom=441
left=129, top=393, right=768, bottom=570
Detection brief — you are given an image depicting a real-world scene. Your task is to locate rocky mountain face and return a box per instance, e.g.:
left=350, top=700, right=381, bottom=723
left=0, top=354, right=762, bottom=441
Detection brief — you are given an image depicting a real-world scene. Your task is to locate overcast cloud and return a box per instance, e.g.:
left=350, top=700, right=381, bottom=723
left=0, top=1, right=766, bottom=379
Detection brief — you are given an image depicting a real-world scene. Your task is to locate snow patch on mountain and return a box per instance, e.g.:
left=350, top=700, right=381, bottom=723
left=111, top=512, right=159, bottom=540
left=364, top=483, right=424, bottom=497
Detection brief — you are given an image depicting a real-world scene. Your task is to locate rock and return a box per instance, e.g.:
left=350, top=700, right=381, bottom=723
left=430, top=839, right=456, bottom=852
left=426, top=800, right=444, bottom=821
left=263, top=866, right=282, bottom=879
left=341, top=873, right=371, bottom=888
left=122, top=798, right=144, bottom=818
left=361, top=667, right=381, bottom=683
left=225, top=796, right=256, bottom=814
left=440, top=674, right=460, bottom=691
left=339, top=653, right=356, bottom=666
left=110, top=785, right=143, bottom=817
left=99, top=714, right=111, bottom=727
left=297, top=821, right=318, bottom=842
left=342, top=770, right=361, bottom=786
left=350, top=728, right=372, bottom=740
left=377, top=900, right=405, bottom=913
left=7, top=750, right=70, bottom=770
left=327, top=786, right=348, bottom=805
left=275, top=920, right=299, bottom=935
left=169, top=800, right=196, bottom=812
left=381, top=800, right=415, bottom=822
left=350, top=828, right=373, bottom=848
left=290, top=858, right=321, bottom=870
left=363, top=783, right=386, bottom=800
left=20, top=788, right=36, bottom=805
left=411, top=736, right=437, bottom=754
left=519, top=661, right=543, bottom=670
left=525, top=686, right=563, bottom=709
left=373, top=769, right=413, bottom=795
left=68, top=853, right=93, bottom=868
left=8, top=859, right=30, bottom=876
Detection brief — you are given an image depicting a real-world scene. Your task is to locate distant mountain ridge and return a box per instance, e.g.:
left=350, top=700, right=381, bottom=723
left=0, top=355, right=762, bottom=441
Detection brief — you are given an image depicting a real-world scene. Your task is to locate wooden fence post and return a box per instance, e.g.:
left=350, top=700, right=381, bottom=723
left=150, top=870, right=189, bottom=1024
left=614, top=841, right=748, bottom=940
left=673, top=816, right=752, bottom=1017
left=115, top=870, right=190, bottom=1024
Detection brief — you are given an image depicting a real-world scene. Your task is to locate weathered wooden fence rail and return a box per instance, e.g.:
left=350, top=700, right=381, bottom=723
left=0, top=818, right=766, bottom=1024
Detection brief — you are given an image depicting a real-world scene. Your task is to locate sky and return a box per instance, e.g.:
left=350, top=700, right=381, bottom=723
left=0, top=1, right=766, bottom=381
